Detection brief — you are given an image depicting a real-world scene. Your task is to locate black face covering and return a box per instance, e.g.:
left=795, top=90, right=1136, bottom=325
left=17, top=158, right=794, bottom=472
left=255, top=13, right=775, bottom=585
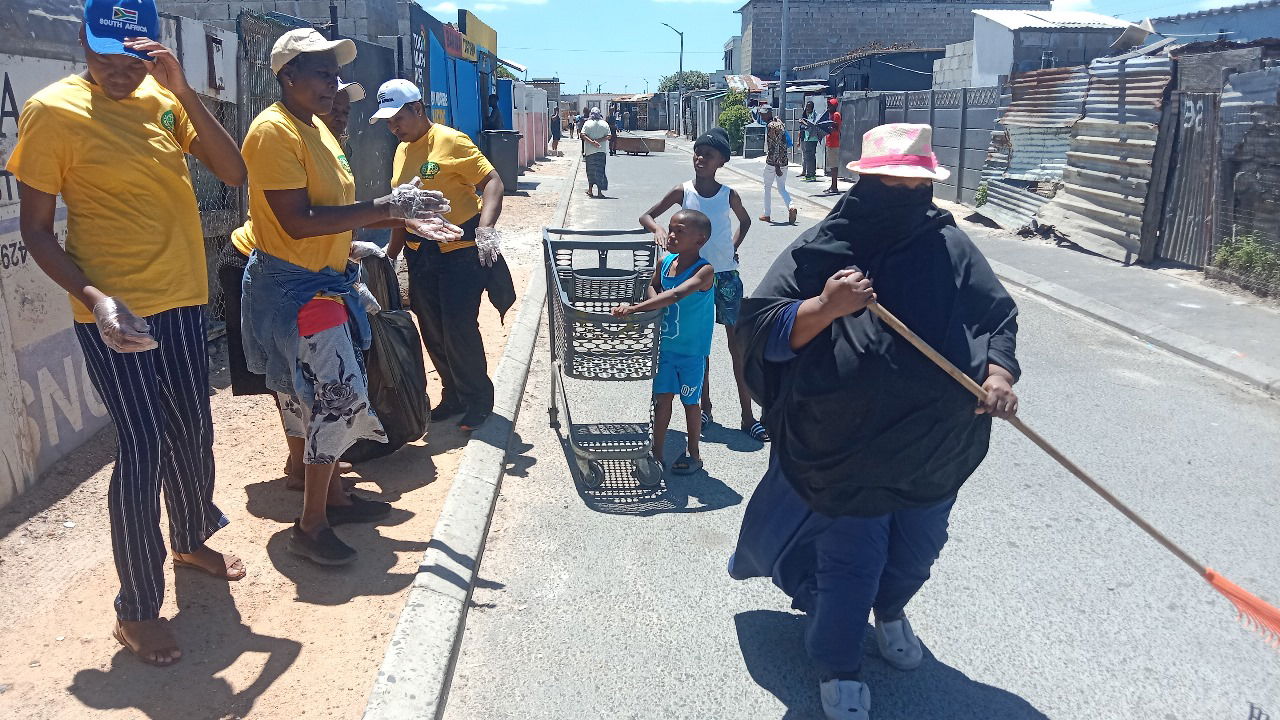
left=733, top=178, right=1022, bottom=518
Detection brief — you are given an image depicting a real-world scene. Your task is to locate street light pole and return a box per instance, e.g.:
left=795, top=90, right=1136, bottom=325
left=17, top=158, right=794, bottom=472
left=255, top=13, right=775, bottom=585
left=779, top=0, right=789, bottom=114
left=662, top=22, right=684, bottom=135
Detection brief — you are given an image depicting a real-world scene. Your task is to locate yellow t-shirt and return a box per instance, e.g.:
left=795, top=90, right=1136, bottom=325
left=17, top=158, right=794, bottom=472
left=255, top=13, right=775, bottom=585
left=6, top=74, right=205, bottom=322
left=232, top=102, right=355, bottom=272
left=391, top=123, right=494, bottom=252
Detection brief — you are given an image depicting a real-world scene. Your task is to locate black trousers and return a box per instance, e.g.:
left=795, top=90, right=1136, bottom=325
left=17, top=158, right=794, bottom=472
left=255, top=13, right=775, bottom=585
left=404, top=220, right=494, bottom=416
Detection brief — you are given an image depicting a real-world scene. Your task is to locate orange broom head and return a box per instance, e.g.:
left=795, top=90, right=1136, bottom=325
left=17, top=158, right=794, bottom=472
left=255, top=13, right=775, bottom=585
left=1205, top=569, right=1280, bottom=648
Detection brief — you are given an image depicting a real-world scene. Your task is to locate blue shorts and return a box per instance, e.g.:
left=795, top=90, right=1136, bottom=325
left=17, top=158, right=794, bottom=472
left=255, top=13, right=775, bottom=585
left=654, top=352, right=706, bottom=406
left=714, top=270, right=743, bottom=326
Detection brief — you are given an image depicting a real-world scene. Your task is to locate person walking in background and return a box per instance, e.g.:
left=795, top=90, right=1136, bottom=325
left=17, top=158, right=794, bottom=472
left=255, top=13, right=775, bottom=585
left=569, top=110, right=579, bottom=138
left=760, top=106, right=796, bottom=225
left=550, top=109, right=562, bottom=153
left=612, top=210, right=717, bottom=476
left=729, top=124, right=1021, bottom=719
left=581, top=108, right=611, bottom=198
left=218, top=77, right=365, bottom=492
left=822, top=97, right=843, bottom=195
left=8, top=0, right=247, bottom=666
left=607, top=109, right=619, bottom=156
left=374, top=79, right=513, bottom=433
left=237, top=30, right=450, bottom=566
left=799, top=99, right=821, bottom=182
left=638, top=128, right=766, bottom=443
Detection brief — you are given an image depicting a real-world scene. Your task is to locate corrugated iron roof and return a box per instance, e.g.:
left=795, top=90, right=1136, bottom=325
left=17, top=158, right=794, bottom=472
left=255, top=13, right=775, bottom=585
left=725, top=74, right=767, bottom=93
left=1082, top=53, right=1174, bottom=125
left=973, top=9, right=1132, bottom=31
left=999, top=65, right=1089, bottom=128
left=1154, top=0, right=1280, bottom=22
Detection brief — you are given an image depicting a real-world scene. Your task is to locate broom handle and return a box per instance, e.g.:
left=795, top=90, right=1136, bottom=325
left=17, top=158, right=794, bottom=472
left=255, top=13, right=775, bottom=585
left=866, top=301, right=1208, bottom=577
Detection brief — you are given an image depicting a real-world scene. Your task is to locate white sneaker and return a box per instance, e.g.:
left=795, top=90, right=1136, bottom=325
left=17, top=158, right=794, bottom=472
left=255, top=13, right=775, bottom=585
left=820, top=679, right=871, bottom=719
left=874, top=615, right=924, bottom=670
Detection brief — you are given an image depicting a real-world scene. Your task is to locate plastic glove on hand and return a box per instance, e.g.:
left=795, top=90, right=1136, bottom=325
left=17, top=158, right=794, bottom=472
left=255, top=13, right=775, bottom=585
left=350, top=241, right=386, bottom=261
left=386, top=178, right=450, bottom=219
left=353, top=282, right=382, bottom=315
left=92, top=297, right=159, bottom=353
left=404, top=215, right=465, bottom=244
left=475, top=226, right=502, bottom=268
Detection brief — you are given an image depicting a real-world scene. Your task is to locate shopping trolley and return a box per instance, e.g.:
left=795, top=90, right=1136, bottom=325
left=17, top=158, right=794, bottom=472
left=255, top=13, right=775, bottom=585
left=544, top=228, right=664, bottom=489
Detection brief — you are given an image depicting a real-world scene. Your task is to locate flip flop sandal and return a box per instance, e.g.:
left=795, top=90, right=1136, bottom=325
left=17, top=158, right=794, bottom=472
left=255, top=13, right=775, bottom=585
left=672, top=453, right=704, bottom=476
left=173, top=554, right=247, bottom=581
left=113, top=619, right=181, bottom=667
left=744, top=421, right=771, bottom=443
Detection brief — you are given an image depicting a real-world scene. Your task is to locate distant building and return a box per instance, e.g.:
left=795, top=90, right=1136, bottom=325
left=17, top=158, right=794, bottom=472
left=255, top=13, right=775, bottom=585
left=1154, top=1, right=1280, bottom=44
left=734, top=0, right=1050, bottom=80
left=795, top=48, right=944, bottom=93
left=724, top=35, right=743, bottom=74
left=970, top=9, right=1131, bottom=87
left=529, top=77, right=563, bottom=106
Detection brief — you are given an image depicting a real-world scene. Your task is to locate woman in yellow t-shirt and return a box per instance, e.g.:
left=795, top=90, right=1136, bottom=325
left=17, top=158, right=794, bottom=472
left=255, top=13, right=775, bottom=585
left=370, top=79, right=510, bottom=432
left=235, top=29, right=449, bottom=566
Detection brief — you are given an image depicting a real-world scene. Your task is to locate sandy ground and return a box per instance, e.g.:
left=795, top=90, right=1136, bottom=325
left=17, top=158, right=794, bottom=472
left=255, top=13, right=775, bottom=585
left=0, top=150, right=575, bottom=720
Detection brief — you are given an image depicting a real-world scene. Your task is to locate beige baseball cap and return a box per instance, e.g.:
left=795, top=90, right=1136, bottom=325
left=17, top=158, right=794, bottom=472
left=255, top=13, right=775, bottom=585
left=270, top=28, right=357, bottom=75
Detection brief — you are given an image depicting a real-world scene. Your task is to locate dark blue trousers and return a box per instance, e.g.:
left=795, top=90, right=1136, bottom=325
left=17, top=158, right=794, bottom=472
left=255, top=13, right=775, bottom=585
left=805, top=496, right=956, bottom=678
left=76, top=306, right=228, bottom=621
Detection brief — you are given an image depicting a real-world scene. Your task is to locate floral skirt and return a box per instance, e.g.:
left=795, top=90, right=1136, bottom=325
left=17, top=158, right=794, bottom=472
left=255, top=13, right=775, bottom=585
left=278, top=322, right=387, bottom=465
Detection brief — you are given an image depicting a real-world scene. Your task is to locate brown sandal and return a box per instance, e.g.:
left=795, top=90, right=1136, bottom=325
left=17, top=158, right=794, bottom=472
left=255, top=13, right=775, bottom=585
left=113, top=619, right=182, bottom=667
left=173, top=552, right=246, bottom=581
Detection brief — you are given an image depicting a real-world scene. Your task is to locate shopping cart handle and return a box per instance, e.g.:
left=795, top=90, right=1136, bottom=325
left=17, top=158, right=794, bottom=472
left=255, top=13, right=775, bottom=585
left=545, top=227, right=652, bottom=236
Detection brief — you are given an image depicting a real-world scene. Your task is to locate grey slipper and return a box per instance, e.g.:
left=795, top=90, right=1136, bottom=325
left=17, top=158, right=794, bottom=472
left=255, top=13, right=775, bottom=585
left=672, top=453, right=703, bottom=475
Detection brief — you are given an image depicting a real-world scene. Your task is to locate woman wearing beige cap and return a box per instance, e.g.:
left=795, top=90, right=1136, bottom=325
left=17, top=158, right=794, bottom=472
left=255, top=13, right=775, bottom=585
left=730, top=124, right=1021, bottom=719
left=235, top=28, right=450, bottom=566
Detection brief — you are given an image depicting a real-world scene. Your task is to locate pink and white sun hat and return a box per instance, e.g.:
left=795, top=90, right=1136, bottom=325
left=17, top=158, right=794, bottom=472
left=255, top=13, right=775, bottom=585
left=847, top=123, right=951, bottom=181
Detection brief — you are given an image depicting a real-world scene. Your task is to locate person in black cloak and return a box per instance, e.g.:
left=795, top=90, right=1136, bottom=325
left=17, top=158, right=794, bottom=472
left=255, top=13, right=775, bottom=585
left=727, top=124, right=1022, bottom=719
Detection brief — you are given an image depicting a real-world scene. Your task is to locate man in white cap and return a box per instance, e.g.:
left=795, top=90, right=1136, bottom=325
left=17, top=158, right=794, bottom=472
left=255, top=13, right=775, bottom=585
left=7, top=0, right=248, bottom=667
left=581, top=107, right=611, bottom=198
left=371, top=78, right=512, bottom=432
left=730, top=123, right=1021, bottom=719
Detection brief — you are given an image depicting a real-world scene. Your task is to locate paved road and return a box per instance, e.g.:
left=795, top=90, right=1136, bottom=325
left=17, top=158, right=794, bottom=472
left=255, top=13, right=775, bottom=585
left=444, top=140, right=1280, bottom=719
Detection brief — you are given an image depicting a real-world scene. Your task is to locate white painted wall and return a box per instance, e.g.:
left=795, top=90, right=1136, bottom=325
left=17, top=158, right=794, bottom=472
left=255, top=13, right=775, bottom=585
left=971, top=16, right=1015, bottom=88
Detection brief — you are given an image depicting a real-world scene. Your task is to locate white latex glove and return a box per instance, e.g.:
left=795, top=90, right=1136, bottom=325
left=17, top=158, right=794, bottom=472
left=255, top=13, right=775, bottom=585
left=405, top=215, right=466, bottom=244
left=350, top=240, right=386, bottom=260
left=475, top=226, right=502, bottom=268
left=92, top=297, right=158, bottom=353
left=353, top=282, right=382, bottom=315
left=384, top=177, right=451, bottom=220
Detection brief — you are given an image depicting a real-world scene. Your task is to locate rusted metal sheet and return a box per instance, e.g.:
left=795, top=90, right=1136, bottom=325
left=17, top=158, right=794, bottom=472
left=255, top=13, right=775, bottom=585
left=999, top=66, right=1089, bottom=128
left=979, top=180, right=1051, bottom=231
left=1036, top=52, right=1175, bottom=262
left=0, top=0, right=81, bottom=62
left=1158, top=93, right=1219, bottom=267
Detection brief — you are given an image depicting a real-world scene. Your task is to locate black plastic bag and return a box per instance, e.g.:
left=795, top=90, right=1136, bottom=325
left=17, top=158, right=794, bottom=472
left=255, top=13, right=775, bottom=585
left=343, top=256, right=430, bottom=463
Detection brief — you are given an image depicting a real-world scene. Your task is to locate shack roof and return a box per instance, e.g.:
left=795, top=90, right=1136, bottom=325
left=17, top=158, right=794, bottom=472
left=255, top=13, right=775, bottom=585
left=1155, top=0, right=1280, bottom=22
left=973, top=9, right=1132, bottom=31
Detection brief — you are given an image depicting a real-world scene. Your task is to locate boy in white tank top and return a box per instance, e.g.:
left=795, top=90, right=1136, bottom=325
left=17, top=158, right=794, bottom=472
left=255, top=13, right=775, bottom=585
left=639, top=128, right=770, bottom=443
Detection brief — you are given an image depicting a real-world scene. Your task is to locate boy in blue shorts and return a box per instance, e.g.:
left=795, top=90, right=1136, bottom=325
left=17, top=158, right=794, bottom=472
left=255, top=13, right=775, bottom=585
left=613, top=209, right=716, bottom=475
left=639, top=127, right=767, bottom=442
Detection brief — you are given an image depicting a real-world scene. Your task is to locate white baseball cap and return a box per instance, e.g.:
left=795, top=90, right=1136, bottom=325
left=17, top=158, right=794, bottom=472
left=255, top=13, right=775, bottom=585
left=337, top=78, right=365, bottom=102
left=270, top=28, right=356, bottom=75
left=369, top=78, right=423, bottom=123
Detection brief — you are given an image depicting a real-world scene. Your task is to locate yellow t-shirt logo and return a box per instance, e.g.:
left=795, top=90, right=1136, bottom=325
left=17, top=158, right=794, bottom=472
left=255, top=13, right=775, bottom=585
left=161, top=110, right=176, bottom=132
left=338, top=154, right=352, bottom=174
left=420, top=161, right=440, bottom=179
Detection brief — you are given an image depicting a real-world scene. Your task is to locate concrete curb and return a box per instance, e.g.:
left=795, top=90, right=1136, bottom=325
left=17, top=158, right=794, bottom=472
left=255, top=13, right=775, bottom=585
left=683, top=140, right=1280, bottom=397
left=987, top=259, right=1280, bottom=397
left=363, top=153, right=582, bottom=720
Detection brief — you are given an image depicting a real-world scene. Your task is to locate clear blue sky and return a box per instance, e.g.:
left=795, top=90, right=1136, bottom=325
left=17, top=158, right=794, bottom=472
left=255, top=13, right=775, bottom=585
left=417, top=0, right=1248, bottom=95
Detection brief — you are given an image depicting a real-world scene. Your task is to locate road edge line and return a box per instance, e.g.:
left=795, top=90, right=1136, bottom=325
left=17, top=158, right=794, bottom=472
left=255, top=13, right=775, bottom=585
left=362, top=153, right=582, bottom=720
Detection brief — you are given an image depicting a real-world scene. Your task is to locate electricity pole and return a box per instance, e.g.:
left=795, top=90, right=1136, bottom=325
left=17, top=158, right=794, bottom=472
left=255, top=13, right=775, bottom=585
left=662, top=23, right=684, bottom=135
left=779, top=0, right=789, bottom=114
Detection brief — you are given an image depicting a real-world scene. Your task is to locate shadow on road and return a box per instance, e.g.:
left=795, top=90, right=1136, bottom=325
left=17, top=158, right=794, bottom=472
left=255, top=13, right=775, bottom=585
left=69, top=573, right=301, bottom=720
left=735, top=610, right=1049, bottom=720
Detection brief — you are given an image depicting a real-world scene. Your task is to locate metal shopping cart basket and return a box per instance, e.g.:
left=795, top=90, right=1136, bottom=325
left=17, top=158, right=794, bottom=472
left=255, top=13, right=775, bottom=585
left=545, top=228, right=664, bottom=489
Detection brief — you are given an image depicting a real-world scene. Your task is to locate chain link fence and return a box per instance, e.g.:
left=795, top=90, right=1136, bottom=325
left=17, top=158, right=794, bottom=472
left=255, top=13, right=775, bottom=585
left=191, top=96, right=241, bottom=322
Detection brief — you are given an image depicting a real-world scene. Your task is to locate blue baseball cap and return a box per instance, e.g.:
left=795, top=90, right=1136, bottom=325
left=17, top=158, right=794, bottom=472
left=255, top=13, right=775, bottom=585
left=83, top=0, right=159, bottom=60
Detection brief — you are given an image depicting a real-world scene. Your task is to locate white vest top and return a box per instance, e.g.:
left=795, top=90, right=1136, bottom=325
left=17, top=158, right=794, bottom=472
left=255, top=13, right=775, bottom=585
left=682, top=180, right=736, bottom=272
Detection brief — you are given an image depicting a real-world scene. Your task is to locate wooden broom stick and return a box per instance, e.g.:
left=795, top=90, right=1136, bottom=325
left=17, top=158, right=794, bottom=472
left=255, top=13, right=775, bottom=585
left=866, top=300, right=1280, bottom=647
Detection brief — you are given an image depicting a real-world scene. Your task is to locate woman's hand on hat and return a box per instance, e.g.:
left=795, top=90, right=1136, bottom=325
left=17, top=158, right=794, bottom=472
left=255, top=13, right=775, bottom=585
left=976, top=367, right=1018, bottom=419
left=124, top=38, right=192, bottom=96
left=817, top=268, right=874, bottom=318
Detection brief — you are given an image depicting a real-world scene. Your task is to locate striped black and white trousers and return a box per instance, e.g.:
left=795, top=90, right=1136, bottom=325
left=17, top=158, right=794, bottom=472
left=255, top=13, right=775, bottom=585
left=76, top=305, right=229, bottom=621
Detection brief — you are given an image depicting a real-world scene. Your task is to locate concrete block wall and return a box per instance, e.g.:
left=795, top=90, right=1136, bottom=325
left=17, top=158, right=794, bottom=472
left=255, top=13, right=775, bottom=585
left=160, top=0, right=396, bottom=40
left=933, top=40, right=974, bottom=89
left=741, top=0, right=1049, bottom=78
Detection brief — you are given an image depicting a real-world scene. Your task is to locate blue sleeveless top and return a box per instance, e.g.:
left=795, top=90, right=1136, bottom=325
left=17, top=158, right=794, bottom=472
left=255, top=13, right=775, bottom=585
left=659, top=252, right=714, bottom=357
